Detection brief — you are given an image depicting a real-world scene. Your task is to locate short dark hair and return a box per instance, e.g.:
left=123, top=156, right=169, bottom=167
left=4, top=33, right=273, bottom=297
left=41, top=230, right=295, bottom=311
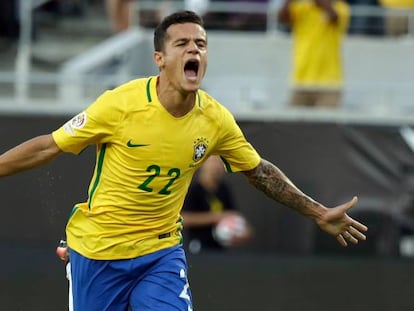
left=154, top=11, right=204, bottom=52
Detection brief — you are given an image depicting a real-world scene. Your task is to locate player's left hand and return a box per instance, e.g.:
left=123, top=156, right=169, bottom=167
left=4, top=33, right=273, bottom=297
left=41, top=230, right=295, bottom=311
left=316, top=196, right=368, bottom=247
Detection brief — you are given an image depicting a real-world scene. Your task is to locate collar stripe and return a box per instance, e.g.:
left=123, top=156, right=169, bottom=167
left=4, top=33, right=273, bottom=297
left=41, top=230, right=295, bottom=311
left=146, top=77, right=201, bottom=107
left=197, top=91, right=201, bottom=107
left=146, top=77, right=153, bottom=103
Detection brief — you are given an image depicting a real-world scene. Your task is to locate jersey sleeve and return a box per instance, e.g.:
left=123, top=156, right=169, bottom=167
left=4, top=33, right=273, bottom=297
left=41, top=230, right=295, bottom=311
left=52, top=91, right=124, bottom=154
left=214, top=107, right=261, bottom=173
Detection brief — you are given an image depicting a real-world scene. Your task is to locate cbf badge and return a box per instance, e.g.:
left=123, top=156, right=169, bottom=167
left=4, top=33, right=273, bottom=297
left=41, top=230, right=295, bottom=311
left=193, top=137, right=208, bottom=162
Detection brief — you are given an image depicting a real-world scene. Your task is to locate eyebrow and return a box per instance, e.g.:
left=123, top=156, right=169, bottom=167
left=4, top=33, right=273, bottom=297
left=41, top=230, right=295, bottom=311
left=173, top=37, right=207, bottom=44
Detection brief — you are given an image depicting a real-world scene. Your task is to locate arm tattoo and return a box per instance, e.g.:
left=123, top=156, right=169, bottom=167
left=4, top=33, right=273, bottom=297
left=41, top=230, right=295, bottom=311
left=243, top=158, right=324, bottom=219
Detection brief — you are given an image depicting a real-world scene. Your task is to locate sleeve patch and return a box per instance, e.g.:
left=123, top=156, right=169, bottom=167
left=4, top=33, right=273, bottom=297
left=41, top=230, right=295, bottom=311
left=63, top=111, right=87, bottom=135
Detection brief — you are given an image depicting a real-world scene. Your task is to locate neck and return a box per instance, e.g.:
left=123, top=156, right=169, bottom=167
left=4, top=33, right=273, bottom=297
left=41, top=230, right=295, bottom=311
left=156, top=76, right=197, bottom=117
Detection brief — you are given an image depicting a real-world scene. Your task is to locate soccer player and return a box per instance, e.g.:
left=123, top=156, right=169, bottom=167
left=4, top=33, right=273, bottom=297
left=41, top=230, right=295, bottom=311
left=0, top=10, right=367, bottom=311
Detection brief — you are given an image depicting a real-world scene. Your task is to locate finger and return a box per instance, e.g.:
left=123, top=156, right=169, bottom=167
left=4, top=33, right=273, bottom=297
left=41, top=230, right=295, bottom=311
left=348, top=225, right=367, bottom=241
left=350, top=219, right=368, bottom=232
left=344, top=231, right=359, bottom=245
left=336, top=196, right=358, bottom=213
left=336, top=234, right=348, bottom=247
left=350, top=196, right=358, bottom=206
left=343, top=196, right=358, bottom=210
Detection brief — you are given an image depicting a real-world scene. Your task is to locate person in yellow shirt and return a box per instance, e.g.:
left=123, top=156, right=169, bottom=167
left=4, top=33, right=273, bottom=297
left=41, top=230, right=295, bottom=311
left=0, top=10, right=367, bottom=311
left=278, top=0, right=350, bottom=107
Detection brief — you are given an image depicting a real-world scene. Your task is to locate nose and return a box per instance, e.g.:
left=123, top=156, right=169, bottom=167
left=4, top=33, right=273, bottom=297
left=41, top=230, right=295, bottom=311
left=187, top=41, right=200, bottom=54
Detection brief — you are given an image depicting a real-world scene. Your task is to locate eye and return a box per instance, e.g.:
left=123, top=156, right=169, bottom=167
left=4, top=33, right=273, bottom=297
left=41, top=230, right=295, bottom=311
left=196, top=41, right=206, bottom=49
left=175, top=40, right=187, bottom=47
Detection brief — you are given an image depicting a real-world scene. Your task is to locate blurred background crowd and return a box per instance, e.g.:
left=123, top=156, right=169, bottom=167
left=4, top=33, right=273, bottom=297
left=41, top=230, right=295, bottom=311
left=0, top=0, right=413, bottom=116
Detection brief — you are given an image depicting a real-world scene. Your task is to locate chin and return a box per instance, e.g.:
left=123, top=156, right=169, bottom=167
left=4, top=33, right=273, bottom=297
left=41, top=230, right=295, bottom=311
left=183, top=82, right=201, bottom=92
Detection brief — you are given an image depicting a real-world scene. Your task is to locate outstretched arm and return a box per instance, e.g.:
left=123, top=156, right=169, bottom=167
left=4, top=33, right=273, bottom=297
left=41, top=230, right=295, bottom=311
left=243, top=158, right=368, bottom=247
left=0, top=134, right=62, bottom=177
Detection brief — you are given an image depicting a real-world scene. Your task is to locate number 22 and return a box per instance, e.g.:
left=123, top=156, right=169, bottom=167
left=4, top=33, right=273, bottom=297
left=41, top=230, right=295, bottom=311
left=138, top=164, right=181, bottom=195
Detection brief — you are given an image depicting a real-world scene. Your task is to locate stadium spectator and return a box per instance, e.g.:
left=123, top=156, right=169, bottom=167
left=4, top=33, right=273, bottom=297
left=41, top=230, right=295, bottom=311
left=105, top=0, right=135, bottom=33
left=38, top=0, right=85, bottom=16
left=277, top=0, right=350, bottom=108
left=380, top=0, right=414, bottom=36
left=226, top=0, right=269, bottom=31
left=137, top=0, right=179, bottom=29
left=203, top=0, right=269, bottom=31
left=182, top=155, right=252, bottom=254
left=201, top=0, right=231, bottom=29
left=0, top=10, right=367, bottom=310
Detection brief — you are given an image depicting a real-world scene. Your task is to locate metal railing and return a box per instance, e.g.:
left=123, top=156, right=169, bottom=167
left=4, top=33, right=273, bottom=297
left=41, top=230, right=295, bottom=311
left=1, top=0, right=414, bottom=124
left=15, top=0, right=53, bottom=105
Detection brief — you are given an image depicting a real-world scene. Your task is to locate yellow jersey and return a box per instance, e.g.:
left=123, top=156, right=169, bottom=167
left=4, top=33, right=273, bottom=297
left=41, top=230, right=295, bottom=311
left=290, top=0, right=350, bottom=88
left=52, top=76, right=260, bottom=260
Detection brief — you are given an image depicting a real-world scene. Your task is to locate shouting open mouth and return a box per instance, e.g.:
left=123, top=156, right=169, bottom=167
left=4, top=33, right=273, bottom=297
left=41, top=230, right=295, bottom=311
left=184, top=59, right=200, bottom=81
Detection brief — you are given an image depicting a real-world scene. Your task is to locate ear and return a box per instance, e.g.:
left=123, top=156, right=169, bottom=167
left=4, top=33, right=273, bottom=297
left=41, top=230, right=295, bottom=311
left=154, top=51, right=164, bottom=68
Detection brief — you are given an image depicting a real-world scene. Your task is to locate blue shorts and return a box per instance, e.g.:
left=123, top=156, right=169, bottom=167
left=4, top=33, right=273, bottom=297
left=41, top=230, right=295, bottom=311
left=69, top=245, right=193, bottom=311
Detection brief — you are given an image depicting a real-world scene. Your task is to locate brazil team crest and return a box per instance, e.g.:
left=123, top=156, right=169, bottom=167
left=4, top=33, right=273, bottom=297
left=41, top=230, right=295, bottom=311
left=193, top=137, right=208, bottom=162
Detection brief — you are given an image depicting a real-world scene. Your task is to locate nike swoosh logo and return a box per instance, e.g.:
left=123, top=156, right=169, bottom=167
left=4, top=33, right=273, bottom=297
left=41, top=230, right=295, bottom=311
left=127, top=140, right=150, bottom=148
